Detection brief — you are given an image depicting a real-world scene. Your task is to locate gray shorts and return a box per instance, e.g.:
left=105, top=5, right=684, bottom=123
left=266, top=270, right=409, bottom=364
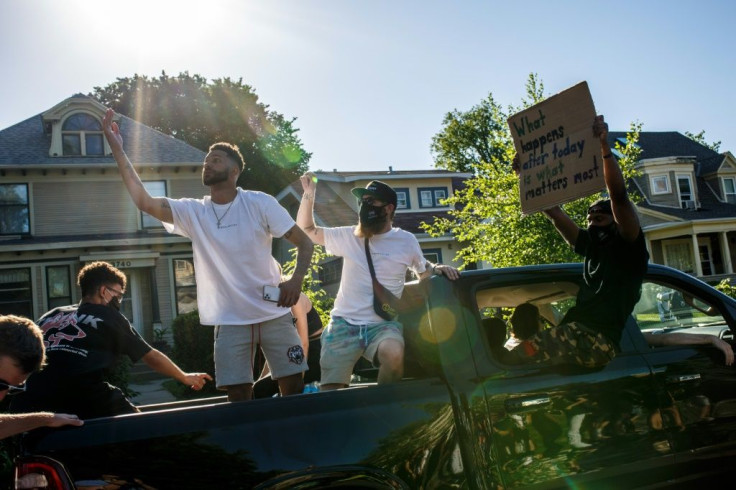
left=214, top=313, right=306, bottom=389
left=320, top=316, right=404, bottom=386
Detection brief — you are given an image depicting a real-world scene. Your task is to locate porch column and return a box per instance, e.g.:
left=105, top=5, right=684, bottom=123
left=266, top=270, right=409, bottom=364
left=691, top=234, right=703, bottom=276
left=720, top=231, right=733, bottom=274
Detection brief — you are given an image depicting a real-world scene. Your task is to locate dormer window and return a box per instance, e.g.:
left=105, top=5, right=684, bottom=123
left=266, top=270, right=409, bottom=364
left=650, top=175, right=670, bottom=194
left=723, top=177, right=736, bottom=204
left=62, top=113, right=104, bottom=156
left=677, top=174, right=694, bottom=209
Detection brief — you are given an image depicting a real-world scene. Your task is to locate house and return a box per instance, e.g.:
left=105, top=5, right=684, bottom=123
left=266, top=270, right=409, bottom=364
left=275, top=170, right=472, bottom=294
left=0, top=94, right=208, bottom=341
left=609, top=131, right=736, bottom=281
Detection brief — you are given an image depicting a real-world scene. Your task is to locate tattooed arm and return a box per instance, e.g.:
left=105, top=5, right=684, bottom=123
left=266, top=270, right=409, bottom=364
left=297, top=172, right=326, bottom=246
left=102, top=109, right=174, bottom=224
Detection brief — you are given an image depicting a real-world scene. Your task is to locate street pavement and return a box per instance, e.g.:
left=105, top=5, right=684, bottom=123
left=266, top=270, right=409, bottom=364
left=129, top=376, right=176, bottom=406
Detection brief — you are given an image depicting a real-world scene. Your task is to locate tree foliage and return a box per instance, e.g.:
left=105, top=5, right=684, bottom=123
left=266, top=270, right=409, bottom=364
left=424, top=74, right=642, bottom=268
left=91, top=71, right=311, bottom=194
left=685, top=130, right=721, bottom=152
left=282, top=245, right=334, bottom=326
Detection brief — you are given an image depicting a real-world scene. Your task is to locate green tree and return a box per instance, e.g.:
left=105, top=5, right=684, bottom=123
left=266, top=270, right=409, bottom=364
left=424, top=74, right=642, bottom=268
left=685, top=130, right=721, bottom=152
left=91, top=71, right=311, bottom=194
left=282, top=245, right=334, bottom=326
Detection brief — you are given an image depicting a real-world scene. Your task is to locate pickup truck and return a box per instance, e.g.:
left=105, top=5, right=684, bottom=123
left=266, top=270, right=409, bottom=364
left=11, top=263, right=736, bottom=489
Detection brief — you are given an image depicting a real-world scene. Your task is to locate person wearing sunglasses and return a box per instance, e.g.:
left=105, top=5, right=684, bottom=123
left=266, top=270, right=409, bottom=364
left=10, top=261, right=212, bottom=419
left=0, top=314, right=83, bottom=439
left=506, top=115, right=650, bottom=368
left=297, top=175, right=460, bottom=391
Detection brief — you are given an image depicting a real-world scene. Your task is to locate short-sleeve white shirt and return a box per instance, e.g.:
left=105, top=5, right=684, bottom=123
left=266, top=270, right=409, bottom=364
left=163, top=188, right=295, bottom=325
left=324, top=226, right=428, bottom=324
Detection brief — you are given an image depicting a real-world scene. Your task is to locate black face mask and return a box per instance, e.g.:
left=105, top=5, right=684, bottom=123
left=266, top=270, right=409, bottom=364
left=106, top=292, right=122, bottom=311
left=588, top=222, right=617, bottom=244
left=359, top=202, right=387, bottom=225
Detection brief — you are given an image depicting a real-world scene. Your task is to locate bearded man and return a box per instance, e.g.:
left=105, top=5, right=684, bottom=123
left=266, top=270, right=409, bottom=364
left=102, top=109, right=313, bottom=401
left=507, top=115, right=650, bottom=367
left=297, top=176, right=459, bottom=390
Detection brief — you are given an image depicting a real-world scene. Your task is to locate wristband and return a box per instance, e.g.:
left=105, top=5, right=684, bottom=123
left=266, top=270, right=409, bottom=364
left=602, top=153, right=613, bottom=159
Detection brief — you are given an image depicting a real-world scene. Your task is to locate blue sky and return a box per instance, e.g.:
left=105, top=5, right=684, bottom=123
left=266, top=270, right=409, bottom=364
left=1, top=0, right=733, bottom=172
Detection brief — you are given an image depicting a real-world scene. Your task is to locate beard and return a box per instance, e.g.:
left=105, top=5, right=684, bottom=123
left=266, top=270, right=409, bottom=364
left=202, top=168, right=229, bottom=186
left=355, top=217, right=388, bottom=238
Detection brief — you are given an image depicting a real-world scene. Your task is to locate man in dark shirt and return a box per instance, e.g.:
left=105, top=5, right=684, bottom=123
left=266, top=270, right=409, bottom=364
left=11, top=261, right=212, bottom=419
left=509, top=115, right=649, bottom=367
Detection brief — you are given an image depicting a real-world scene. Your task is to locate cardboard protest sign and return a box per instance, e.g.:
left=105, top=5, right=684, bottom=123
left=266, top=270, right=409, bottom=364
left=508, top=81, right=603, bottom=215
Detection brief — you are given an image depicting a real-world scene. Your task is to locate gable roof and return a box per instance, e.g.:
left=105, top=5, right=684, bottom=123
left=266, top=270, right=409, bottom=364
left=278, top=171, right=467, bottom=233
left=608, top=131, right=721, bottom=164
left=0, top=95, right=205, bottom=167
left=608, top=131, right=736, bottom=220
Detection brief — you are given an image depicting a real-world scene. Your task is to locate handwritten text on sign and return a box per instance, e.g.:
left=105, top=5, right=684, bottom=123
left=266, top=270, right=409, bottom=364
left=508, top=81, right=603, bottom=215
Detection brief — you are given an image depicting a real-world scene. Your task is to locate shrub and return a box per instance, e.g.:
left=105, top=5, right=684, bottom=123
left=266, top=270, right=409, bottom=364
left=170, top=310, right=219, bottom=398
left=715, top=278, right=736, bottom=299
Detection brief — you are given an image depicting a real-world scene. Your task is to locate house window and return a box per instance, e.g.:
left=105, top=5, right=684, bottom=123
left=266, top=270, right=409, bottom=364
left=663, top=241, right=694, bottom=273
left=0, top=184, right=30, bottom=235
left=394, top=188, right=410, bottom=210
left=46, top=265, right=72, bottom=310
left=62, top=113, right=104, bottom=156
left=650, top=175, right=670, bottom=195
left=418, top=187, right=449, bottom=208
left=174, top=259, right=197, bottom=315
left=318, top=258, right=343, bottom=286
left=422, top=248, right=443, bottom=264
left=142, top=181, right=167, bottom=228
left=723, top=177, right=736, bottom=204
left=0, top=268, right=32, bottom=317
left=677, top=174, right=694, bottom=208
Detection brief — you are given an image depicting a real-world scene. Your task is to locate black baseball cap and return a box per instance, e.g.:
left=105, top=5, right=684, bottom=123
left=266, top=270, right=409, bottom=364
left=351, top=180, right=397, bottom=206
left=587, top=199, right=612, bottom=215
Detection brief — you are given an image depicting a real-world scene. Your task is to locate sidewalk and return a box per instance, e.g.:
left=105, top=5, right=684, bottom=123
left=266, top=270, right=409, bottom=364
left=129, top=376, right=177, bottom=406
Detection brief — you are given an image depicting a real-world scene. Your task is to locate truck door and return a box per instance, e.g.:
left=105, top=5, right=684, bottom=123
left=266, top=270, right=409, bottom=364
left=469, top=272, right=676, bottom=489
left=632, top=275, right=736, bottom=484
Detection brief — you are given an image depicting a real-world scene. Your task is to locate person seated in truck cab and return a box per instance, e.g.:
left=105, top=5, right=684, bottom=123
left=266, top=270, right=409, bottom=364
left=507, top=116, right=650, bottom=368
left=504, top=303, right=543, bottom=351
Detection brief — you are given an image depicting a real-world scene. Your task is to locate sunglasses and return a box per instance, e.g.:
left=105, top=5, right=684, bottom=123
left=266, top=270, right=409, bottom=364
left=0, top=379, right=27, bottom=395
left=587, top=206, right=611, bottom=216
left=361, top=196, right=386, bottom=206
left=106, top=286, right=125, bottom=299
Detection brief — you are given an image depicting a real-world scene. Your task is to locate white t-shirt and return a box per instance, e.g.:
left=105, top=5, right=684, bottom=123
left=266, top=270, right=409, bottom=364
left=324, top=226, right=428, bottom=324
left=163, top=188, right=295, bottom=325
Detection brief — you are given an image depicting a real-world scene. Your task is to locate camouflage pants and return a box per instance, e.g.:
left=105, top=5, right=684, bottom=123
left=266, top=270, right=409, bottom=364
left=521, top=322, right=616, bottom=368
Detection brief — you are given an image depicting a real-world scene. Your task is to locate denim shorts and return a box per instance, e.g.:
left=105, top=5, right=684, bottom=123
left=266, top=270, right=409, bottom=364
left=319, top=316, right=404, bottom=386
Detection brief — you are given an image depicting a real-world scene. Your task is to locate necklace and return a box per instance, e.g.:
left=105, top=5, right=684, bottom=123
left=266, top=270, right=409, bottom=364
left=210, top=197, right=236, bottom=228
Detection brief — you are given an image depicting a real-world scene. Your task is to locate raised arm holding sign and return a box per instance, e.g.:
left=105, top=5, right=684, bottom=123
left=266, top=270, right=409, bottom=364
left=503, top=113, right=650, bottom=369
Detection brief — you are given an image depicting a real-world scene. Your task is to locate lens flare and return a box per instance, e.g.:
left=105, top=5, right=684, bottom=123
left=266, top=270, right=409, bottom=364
left=419, top=307, right=457, bottom=344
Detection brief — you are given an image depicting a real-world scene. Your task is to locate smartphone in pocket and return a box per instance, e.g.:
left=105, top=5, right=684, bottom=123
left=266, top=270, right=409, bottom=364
left=263, top=285, right=281, bottom=302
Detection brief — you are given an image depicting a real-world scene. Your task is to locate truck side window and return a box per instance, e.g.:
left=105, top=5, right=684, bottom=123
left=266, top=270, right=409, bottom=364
left=475, top=280, right=580, bottom=363
left=632, top=281, right=730, bottom=342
